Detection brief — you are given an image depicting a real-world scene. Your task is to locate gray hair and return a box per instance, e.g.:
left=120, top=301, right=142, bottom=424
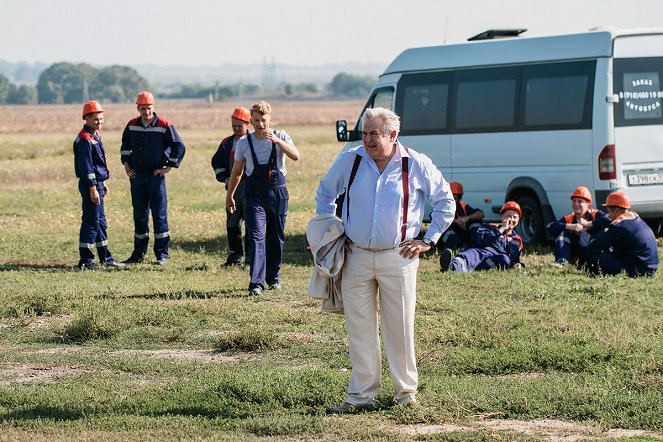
left=361, top=107, right=400, bottom=136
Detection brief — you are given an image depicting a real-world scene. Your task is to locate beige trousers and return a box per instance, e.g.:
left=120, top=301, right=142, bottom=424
left=341, top=244, right=419, bottom=405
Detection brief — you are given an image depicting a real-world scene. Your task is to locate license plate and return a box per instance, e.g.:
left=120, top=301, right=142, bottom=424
left=628, top=172, right=663, bottom=186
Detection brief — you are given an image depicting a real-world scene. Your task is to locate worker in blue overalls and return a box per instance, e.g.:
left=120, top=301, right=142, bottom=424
left=440, top=201, right=524, bottom=272
left=211, top=106, right=252, bottom=267
left=585, top=191, right=658, bottom=277
left=226, top=101, right=300, bottom=296
left=438, top=181, right=484, bottom=251
left=74, top=101, right=124, bottom=270
left=121, top=91, right=186, bottom=265
left=546, top=186, right=610, bottom=267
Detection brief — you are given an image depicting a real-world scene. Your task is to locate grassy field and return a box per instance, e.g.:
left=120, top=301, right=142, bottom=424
left=0, top=102, right=662, bottom=441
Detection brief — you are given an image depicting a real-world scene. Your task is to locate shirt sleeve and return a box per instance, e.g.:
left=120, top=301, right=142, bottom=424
left=315, top=153, right=351, bottom=216
left=546, top=217, right=567, bottom=237
left=421, top=158, right=455, bottom=244
left=76, top=140, right=97, bottom=187
left=120, top=125, right=132, bottom=164
left=211, top=141, right=229, bottom=182
left=166, top=125, right=186, bottom=167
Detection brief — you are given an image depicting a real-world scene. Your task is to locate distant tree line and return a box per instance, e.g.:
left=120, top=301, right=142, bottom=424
left=0, top=74, right=38, bottom=104
left=36, top=62, right=149, bottom=104
left=328, top=72, right=373, bottom=97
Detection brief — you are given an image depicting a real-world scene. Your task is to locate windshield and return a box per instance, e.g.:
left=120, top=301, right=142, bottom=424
left=614, top=57, right=663, bottom=127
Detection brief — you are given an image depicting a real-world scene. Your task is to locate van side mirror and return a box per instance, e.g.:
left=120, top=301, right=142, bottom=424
left=336, top=120, right=348, bottom=142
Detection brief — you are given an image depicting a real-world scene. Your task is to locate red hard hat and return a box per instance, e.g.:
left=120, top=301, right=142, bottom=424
left=231, top=106, right=251, bottom=123
left=500, top=201, right=522, bottom=218
left=449, top=181, right=464, bottom=195
left=82, top=100, right=104, bottom=119
left=570, top=186, right=592, bottom=205
left=136, top=91, right=155, bottom=105
left=603, top=191, right=631, bottom=209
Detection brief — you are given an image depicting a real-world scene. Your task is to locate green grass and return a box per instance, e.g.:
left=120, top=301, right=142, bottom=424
left=0, top=126, right=662, bottom=441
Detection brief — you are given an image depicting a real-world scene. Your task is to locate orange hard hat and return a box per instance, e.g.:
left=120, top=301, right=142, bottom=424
left=449, top=181, right=464, bottom=195
left=231, top=106, right=251, bottom=123
left=82, top=100, right=104, bottom=119
left=603, top=191, right=631, bottom=209
left=570, top=186, right=592, bottom=204
left=136, top=91, right=155, bottom=105
left=500, top=201, right=522, bottom=218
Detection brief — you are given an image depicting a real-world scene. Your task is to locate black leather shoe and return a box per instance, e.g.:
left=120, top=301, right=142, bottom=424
left=325, top=401, right=376, bottom=414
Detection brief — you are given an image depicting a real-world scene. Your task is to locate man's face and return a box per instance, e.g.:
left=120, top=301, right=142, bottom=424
left=571, top=197, right=589, bottom=217
left=453, top=194, right=462, bottom=204
left=361, top=118, right=396, bottom=161
left=84, top=112, right=104, bottom=131
left=606, top=206, right=621, bottom=220
left=500, top=209, right=520, bottom=226
left=138, top=104, right=155, bottom=121
left=251, top=112, right=271, bottom=136
left=231, top=117, right=249, bottom=138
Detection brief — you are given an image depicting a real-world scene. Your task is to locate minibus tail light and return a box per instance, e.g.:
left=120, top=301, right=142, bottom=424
left=598, top=144, right=616, bottom=180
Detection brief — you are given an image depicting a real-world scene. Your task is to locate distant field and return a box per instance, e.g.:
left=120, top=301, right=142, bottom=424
left=0, top=110, right=662, bottom=441
left=0, top=99, right=363, bottom=133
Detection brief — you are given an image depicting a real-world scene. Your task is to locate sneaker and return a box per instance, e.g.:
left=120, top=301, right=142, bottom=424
left=77, top=262, right=97, bottom=271
left=103, top=260, right=126, bottom=269
left=122, top=254, right=144, bottom=264
left=549, top=258, right=569, bottom=268
left=267, top=282, right=281, bottom=290
left=325, top=401, right=376, bottom=414
left=248, top=286, right=263, bottom=296
left=439, top=249, right=453, bottom=273
left=155, top=258, right=168, bottom=266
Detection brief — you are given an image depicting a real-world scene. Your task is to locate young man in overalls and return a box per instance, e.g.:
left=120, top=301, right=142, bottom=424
left=226, top=101, right=300, bottom=295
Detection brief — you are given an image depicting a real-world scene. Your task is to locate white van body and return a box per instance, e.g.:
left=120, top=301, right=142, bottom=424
left=335, top=28, right=663, bottom=242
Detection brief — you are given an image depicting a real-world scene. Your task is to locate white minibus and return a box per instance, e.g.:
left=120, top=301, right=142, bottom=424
left=335, top=28, right=663, bottom=243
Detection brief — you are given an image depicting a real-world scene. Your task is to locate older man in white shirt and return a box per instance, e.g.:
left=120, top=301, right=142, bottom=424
left=316, top=107, right=455, bottom=413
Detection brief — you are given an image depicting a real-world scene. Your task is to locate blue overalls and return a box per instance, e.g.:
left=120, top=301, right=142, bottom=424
left=546, top=209, right=610, bottom=265
left=245, top=134, right=288, bottom=291
left=121, top=115, right=185, bottom=261
left=73, top=126, right=115, bottom=266
left=451, top=224, right=522, bottom=272
left=585, top=212, right=658, bottom=277
left=439, top=201, right=483, bottom=250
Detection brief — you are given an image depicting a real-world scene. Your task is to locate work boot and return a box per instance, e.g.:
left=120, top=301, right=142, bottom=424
left=439, top=249, right=453, bottom=272
left=122, top=253, right=145, bottom=264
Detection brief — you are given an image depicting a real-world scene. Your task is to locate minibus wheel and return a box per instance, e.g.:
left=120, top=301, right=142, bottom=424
left=514, top=195, right=544, bottom=244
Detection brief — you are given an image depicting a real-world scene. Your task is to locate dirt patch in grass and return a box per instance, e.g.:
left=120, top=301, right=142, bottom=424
left=111, top=349, right=238, bottom=363
left=0, top=363, right=89, bottom=384
left=395, top=418, right=663, bottom=441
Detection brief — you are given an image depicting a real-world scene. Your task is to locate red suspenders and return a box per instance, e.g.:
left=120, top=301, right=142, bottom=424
left=346, top=148, right=410, bottom=242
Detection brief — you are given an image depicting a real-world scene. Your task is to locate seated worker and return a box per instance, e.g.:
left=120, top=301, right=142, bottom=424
left=440, top=201, right=523, bottom=273
left=546, top=186, right=610, bottom=267
left=438, top=181, right=484, bottom=251
left=585, top=191, right=658, bottom=278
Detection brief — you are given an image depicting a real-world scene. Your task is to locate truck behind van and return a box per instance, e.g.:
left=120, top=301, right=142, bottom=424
left=335, top=27, right=663, bottom=243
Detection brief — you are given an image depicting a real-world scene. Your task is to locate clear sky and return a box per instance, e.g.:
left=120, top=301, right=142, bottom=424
left=1, top=0, right=662, bottom=67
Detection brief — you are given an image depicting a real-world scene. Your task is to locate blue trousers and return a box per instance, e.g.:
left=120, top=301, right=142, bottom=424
left=586, top=252, right=657, bottom=278
left=78, top=181, right=113, bottom=265
left=245, top=185, right=288, bottom=290
left=130, top=174, right=169, bottom=260
left=452, top=247, right=511, bottom=272
left=554, top=231, right=588, bottom=265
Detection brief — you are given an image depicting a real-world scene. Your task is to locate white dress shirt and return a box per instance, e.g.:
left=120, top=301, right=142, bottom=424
left=316, top=141, right=455, bottom=250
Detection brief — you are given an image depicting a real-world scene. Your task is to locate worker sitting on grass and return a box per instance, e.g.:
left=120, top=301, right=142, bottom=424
left=546, top=186, right=610, bottom=268
left=440, top=201, right=523, bottom=273
left=585, top=191, right=658, bottom=278
left=437, top=181, right=484, bottom=251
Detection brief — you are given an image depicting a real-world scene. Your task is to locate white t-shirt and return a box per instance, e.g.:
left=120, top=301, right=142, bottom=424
left=234, top=130, right=293, bottom=176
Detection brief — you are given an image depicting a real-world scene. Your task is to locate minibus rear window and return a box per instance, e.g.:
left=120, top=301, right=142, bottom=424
left=614, top=57, right=663, bottom=127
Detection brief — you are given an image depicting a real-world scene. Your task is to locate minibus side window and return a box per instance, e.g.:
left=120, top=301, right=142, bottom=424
left=453, top=67, right=520, bottom=133
left=355, top=88, right=394, bottom=133
left=521, top=61, right=595, bottom=130
left=397, top=72, right=451, bottom=135
left=614, top=57, right=663, bottom=127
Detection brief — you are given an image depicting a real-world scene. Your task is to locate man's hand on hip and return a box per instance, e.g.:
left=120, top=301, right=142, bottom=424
left=399, top=239, right=430, bottom=259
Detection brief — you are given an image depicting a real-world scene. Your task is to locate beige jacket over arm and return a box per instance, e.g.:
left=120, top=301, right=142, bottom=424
left=306, top=213, right=346, bottom=314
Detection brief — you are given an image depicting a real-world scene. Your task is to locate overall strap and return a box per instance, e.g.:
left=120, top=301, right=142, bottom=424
left=246, top=134, right=260, bottom=166
left=401, top=148, right=409, bottom=242
left=345, top=154, right=362, bottom=222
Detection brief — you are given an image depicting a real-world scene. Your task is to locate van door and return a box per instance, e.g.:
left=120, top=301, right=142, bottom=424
left=613, top=35, right=663, bottom=223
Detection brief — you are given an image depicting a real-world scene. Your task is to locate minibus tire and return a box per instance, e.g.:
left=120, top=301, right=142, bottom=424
left=514, top=195, right=545, bottom=244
